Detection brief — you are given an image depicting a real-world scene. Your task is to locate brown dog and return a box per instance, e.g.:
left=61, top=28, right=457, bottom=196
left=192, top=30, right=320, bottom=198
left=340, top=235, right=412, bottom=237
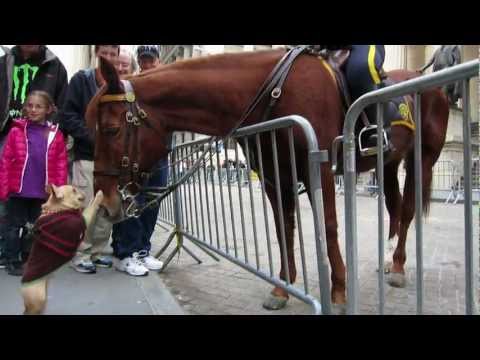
left=20, top=184, right=104, bottom=315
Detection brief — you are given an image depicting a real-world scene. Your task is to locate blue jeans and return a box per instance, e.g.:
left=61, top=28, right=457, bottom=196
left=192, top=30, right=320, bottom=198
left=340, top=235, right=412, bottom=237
left=111, top=158, right=169, bottom=260
left=3, top=197, right=43, bottom=262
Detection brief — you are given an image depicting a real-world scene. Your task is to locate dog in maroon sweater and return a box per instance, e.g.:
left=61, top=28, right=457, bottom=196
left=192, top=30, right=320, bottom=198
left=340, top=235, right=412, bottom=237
left=21, top=184, right=104, bottom=315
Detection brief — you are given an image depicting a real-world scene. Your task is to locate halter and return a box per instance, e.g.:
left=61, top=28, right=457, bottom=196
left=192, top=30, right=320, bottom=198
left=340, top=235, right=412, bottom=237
left=94, top=46, right=310, bottom=219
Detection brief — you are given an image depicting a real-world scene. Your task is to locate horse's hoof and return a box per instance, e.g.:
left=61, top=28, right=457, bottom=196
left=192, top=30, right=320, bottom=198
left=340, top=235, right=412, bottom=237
left=387, top=272, right=406, bottom=288
left=262, top=294, right=288, bottom=310
left=376, top=262, right=392, bottom=274
left=331, top=303, right=347, bottom=315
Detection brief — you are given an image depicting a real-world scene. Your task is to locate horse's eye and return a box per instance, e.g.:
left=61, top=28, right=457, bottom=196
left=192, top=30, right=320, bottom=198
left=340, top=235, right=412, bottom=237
left=101, top=127, right=120, bottom=136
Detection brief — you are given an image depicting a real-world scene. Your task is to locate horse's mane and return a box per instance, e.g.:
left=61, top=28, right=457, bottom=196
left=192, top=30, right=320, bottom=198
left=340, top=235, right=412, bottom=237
left=132, top=48, right=286, bottom=79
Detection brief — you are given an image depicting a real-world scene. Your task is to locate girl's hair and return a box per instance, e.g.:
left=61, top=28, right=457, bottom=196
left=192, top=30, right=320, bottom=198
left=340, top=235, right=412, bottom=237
left=22, top=90, right=56, bottom=119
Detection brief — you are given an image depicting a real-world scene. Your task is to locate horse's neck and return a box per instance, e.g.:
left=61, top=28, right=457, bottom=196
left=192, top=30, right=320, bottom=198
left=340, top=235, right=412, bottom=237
left=134, top=52, right=282, bottom=137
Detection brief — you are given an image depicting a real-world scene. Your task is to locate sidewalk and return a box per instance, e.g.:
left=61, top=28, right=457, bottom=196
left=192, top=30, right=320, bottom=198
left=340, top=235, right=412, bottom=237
left=0, top=261, right=185, bottom=315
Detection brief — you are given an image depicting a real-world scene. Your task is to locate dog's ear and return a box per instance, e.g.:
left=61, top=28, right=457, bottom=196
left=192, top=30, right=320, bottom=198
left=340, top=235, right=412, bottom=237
left=46, top=184, right=64, bottom=200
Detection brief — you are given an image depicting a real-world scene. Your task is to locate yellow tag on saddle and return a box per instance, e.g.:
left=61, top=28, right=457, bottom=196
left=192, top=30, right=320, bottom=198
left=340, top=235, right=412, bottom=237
left=392, top=100, right=416, bottom=131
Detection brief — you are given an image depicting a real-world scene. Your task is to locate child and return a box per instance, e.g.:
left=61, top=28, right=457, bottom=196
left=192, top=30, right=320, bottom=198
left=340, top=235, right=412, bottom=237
left=0, top=91, right=67, bottom=276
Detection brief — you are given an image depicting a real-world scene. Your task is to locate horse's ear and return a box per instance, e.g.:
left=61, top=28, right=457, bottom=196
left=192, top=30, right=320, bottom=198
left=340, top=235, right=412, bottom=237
left=99, top=56, right=123, bottom=94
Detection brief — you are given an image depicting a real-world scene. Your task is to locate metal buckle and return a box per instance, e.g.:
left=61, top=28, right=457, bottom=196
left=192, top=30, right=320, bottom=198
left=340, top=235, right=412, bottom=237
left=271, top=87, right=282, bottom=99
left=137, top=107, right=148, bottom=119
left=121, top=156, right=130, bottom=168
left=125, top=200, right=141, bottom=218
left=126, top=111, right=134, bottom=123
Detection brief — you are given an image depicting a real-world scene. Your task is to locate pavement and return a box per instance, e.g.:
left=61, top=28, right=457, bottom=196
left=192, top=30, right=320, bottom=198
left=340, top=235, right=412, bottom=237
left=0, top=252, right=185, bottom=315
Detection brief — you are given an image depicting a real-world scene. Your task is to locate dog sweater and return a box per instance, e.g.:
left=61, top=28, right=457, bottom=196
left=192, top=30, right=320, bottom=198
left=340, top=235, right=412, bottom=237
left=22, top=209, right=86, bottom=284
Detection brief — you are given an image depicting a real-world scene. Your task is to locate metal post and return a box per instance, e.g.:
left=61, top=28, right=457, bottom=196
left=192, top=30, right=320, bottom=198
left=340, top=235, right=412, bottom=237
left=343, top=126, right=359, bottom=315
left=271, top=131, right=290, bottom=284
left=462, top=79, right=475, bottom=315
left=288, top=128, right=309, bottom=294
left=308, top=149, right=332, bottom=315
left=376, top=102, right=385, bottom=315
left=255, top=134, right=273, bottom=276
left=413, top=92, right=424, bottom=315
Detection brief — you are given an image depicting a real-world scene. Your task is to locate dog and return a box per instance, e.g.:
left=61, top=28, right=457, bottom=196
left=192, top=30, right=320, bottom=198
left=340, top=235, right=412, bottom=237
left=20, top=184, right=104, bottom=315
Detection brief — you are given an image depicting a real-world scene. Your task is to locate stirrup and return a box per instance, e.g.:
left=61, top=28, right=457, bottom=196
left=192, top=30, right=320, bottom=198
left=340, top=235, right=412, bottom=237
left=358, top=125, right=390, bottom=157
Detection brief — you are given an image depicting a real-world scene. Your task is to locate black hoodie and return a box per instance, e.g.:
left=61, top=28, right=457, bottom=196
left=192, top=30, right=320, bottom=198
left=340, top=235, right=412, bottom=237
left=0, top=46, right=68, bottom=137
left=57, top=68, right=99, bottom=161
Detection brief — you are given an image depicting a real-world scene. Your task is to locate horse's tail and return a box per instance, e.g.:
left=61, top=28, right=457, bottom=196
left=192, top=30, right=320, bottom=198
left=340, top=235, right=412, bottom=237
left=404, top=150, right=433, bottom=217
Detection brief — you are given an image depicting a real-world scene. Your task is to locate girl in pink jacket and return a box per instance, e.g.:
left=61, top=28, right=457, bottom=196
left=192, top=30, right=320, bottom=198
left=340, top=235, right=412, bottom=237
left=0, top=91, right=67, bottom=276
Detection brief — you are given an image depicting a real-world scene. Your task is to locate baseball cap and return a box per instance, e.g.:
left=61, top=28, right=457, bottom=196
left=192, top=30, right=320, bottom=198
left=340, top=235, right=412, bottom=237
left=136, top=45, right=159, bottom=59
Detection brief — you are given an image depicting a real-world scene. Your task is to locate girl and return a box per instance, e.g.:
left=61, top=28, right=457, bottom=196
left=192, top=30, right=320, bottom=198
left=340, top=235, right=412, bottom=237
left=0, top=91, right=67, bottom=276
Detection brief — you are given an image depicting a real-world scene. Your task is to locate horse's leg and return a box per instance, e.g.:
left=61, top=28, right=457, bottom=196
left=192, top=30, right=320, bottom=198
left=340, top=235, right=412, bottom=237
left=306, top=167, right=346, bottom=311
left=262, top=182, right=297, bottom=310
left=388, top=152, right=435, bottom=287
left=382, top=160, right=403, bottom=273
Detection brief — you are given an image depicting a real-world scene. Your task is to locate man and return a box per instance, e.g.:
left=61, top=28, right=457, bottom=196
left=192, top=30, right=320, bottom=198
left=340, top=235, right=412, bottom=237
left=420, top=45, right=462, bottom=105
left=118, top=48, right=137, bottom=78
left=110, top=45, right=166, bottom=276
left=136, top=45, right=160, bottom=72
left=59, top=45, right=120, bottom=274
left=0, top=45, right=68, bottom=269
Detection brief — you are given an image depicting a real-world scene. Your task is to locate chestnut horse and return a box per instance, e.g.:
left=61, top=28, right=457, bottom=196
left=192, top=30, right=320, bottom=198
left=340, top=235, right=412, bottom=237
left=86, top=49, right=449, bottom=312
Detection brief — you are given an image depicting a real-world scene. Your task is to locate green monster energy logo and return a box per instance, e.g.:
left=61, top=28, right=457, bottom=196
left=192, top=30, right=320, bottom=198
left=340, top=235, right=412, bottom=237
left=13, top=64, right=39, bottom=104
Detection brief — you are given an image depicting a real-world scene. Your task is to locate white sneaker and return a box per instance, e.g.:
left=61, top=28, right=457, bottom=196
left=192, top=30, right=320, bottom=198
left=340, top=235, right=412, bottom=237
left=139, top=254, right=164, bottom=271
left=115, top=253, right=149, bottom=276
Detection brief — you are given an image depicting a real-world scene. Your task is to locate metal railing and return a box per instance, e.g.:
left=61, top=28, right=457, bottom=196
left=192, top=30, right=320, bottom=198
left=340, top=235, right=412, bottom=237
left=342, top=59, right=479, bottom=315
left=156, top=116, right=332, bottom=314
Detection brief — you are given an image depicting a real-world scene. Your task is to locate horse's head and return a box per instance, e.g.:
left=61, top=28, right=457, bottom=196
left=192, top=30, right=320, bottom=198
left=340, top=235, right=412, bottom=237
left=86, top=57, right=170, bottom=222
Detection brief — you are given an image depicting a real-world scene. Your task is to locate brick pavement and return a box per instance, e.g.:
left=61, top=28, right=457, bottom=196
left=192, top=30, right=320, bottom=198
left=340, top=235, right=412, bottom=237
left=150, top=184, right=479, bottom=315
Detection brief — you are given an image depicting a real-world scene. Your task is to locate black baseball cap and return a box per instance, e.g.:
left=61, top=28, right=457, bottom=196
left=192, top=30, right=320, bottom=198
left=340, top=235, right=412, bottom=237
left=136, top=45, right=159, bottom=59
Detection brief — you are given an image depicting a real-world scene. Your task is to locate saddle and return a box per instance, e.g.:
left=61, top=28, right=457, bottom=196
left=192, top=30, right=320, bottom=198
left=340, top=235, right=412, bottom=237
left=317, top=50, right=415, bottom=174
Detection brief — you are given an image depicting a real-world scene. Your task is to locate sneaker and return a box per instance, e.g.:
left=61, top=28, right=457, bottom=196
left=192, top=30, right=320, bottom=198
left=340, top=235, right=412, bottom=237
left=70, top=259, right=97, bottom=274
left=138, top=252, right=164, bottom=271
left=115, top=253, right=149, bottom=276
left=6, top=261, right=23, bottom=276
left=92, top=255, right=113, bottom=268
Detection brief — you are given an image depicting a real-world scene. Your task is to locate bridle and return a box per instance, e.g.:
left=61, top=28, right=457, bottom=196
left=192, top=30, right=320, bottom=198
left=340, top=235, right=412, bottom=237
left=94, top=45, right=309, bottom=219
left=94, top=80, right=165, bottom=218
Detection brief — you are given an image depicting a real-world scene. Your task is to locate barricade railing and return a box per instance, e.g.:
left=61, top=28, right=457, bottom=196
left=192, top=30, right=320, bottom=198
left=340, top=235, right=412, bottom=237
left=342, top=59, right=479, bottom=314
left=157, top=116, right=332, bottom=314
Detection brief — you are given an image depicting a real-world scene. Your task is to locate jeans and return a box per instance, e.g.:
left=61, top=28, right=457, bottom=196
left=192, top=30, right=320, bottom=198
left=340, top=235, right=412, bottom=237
left=111, top=157, right=169, bottom=260
left=3, top=197, right=43, bottom=262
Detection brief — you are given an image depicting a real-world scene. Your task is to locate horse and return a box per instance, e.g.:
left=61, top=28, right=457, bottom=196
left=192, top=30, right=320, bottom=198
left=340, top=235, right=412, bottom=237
left=86, top=49, right=449, bottom=313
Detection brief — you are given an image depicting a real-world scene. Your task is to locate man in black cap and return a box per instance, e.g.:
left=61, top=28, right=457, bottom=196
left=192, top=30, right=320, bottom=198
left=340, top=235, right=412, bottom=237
left=136, top=45, right=160, bottom=72
left=110, top=45, right=166, bottom=276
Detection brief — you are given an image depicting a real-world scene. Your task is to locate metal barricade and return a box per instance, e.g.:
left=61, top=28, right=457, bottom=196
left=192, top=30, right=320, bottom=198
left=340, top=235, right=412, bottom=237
left=342, top=60, right=479, bottom=314
left=156, top=116, right=332, bottom=315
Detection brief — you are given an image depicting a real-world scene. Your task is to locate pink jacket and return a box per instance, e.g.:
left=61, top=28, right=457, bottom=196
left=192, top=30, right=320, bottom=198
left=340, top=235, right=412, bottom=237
left=0, top=119, right=68, bottom=201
